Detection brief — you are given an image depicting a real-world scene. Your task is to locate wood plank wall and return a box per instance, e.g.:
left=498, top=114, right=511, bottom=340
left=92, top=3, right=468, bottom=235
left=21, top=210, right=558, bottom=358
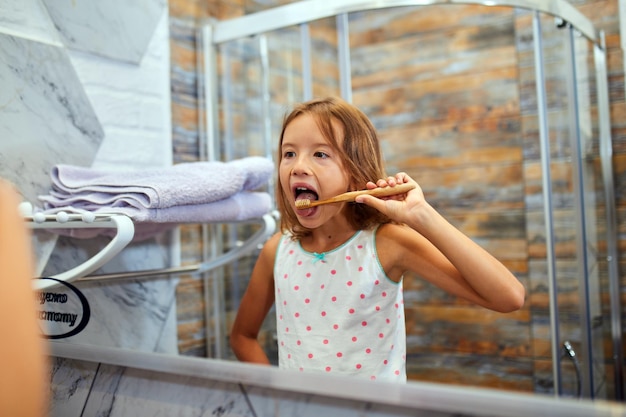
left=169, top=0, right=626, bottom=400
left=347, top=4, right=533, bottom=392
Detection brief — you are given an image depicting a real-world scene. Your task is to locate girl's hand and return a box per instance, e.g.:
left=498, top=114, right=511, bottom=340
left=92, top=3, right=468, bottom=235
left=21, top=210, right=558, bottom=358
left=355, top=172, right=426, bottom=224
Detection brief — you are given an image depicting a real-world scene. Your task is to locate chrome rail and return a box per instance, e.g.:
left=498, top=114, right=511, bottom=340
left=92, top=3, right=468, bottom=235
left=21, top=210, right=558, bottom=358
left=210, top=0, right=599, bottom=46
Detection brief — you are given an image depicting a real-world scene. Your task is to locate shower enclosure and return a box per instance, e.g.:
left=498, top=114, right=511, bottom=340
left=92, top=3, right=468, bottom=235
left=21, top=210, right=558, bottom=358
left=196, top=0, right=621, bottom=401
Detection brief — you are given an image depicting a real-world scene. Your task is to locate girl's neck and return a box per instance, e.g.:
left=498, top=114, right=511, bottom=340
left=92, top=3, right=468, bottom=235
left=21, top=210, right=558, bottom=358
left=300, top=222, right=358, bottom=254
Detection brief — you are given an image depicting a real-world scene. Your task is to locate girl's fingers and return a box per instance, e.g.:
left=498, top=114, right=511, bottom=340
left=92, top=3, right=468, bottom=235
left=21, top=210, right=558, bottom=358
left=370, top=173, right=414, bottom=190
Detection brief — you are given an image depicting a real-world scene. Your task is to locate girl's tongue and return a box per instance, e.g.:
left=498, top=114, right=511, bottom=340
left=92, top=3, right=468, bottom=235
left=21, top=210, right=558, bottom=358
left=295, top=191, right=318, bottom=217
left=295, top=190, right=317, bottom=204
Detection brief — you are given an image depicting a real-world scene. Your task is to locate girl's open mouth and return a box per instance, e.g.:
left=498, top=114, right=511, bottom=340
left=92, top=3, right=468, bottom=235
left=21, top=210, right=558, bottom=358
left=294, top=186, right=318, bottom=216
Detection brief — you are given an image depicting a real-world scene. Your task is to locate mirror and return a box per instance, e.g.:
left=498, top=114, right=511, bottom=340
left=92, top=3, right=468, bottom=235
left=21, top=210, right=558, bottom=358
left=4, top=0, right=622, bottom=406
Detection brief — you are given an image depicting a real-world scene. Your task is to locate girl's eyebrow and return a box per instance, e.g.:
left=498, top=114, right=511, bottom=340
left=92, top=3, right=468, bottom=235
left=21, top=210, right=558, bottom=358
left=281, top=139, right=330, bottom=148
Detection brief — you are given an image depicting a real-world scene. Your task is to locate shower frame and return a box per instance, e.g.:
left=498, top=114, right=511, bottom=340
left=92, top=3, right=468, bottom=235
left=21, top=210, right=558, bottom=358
left=197, top=0, right=621, bottom=400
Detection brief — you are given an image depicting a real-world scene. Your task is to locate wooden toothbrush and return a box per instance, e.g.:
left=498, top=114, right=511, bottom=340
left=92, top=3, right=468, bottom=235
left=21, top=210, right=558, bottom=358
left=295, top=182, right=415, bottom=209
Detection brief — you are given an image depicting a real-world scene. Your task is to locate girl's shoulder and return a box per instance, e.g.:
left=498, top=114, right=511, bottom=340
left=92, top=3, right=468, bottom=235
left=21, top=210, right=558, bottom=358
left=374, top=223, right=411, bottom=282
left=267, top=231, right=284, bottom=249
left=375, top=222, right=413, bottom=243
left=259, top=232, right=283, bottom=259
left=375, top=223, right=428, bottom=263
left=263, top=230, right=304, bottom=256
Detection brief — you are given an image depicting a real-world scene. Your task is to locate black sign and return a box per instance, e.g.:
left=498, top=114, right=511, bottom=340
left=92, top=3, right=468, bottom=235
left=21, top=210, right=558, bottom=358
left=37, top=277, right=90, bottom=339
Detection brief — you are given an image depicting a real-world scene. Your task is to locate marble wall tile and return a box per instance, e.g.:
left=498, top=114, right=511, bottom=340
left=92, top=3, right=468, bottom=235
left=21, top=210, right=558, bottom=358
left=49, top=357, right=99, bottom=417
left=39, top=236, right=178, bottom=353
left=0, top=32, right=103, bottom=269
left=0, top=33, right=103, bottom=201
left=49, top=355, right=464, bottom=417
left=0, top=0, right=60, bottom=43
left=0, top=0, right=178, bottom=366
left=50, top=359, right=255, bottom=417
left=83, top=364, right=255, bottom=416
left=42, top=0, right=167, bottom=64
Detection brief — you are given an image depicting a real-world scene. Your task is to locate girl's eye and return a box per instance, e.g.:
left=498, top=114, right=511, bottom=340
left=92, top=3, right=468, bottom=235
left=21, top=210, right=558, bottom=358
left=283, top=151, right=295, bottom=158
left=314, top=151, right=329, bottom=159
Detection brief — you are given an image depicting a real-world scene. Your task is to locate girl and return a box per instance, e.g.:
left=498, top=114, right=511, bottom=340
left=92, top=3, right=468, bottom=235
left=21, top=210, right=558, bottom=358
left=229, top=96, right=525, bottom=382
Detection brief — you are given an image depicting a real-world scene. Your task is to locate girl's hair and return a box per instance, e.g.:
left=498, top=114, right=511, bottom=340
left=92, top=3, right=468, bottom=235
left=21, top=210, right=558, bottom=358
left=276, top=96, right=391, bottom=238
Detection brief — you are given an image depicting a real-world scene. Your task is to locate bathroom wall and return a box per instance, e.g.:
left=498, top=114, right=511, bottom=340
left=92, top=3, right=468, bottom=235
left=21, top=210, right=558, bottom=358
left=347, top=5, right=531, bottom=392
left=0, top=0, right=177, bottom=384
left=38, top=2, right=178, bottom=356
left=168, top=1, right=211, bottom=356
left=0, top=0, right=184, bottom=413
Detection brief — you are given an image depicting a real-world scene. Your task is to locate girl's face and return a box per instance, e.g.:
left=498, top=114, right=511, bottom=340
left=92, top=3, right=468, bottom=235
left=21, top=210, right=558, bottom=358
left=279, top=113, right=351, bottom=228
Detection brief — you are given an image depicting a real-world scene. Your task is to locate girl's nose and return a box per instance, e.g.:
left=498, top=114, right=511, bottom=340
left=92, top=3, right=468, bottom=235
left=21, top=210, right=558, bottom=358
left=291, top=156, right=310, bottom=176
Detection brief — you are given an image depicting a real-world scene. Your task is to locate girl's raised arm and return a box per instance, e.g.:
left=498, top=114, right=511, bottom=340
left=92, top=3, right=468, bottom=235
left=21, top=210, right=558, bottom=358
left=357, top=173, right=525, bottom=313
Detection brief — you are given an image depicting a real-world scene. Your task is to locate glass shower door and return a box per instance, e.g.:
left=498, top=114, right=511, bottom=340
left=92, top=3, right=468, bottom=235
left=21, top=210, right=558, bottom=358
left=528, top=10, right=618, bottom=399
left=199, top=0, right=620, bottom=399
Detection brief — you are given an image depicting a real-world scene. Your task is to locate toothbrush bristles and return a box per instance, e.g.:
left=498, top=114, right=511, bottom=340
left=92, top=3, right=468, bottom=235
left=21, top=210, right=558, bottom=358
left=296, top=199, right=311, bottom=209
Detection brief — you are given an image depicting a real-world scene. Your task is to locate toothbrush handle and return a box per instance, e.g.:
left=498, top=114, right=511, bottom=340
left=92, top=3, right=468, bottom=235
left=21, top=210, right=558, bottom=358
left=331, top=182, right=416, bottom=203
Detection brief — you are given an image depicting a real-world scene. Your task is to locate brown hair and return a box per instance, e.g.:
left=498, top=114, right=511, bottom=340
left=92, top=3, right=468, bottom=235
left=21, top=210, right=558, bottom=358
left=276, top=96, right=390, bottom=238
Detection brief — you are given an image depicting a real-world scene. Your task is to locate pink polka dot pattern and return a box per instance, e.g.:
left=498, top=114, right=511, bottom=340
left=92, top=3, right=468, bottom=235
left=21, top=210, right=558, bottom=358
left=274, top=229, right=406, bottom=383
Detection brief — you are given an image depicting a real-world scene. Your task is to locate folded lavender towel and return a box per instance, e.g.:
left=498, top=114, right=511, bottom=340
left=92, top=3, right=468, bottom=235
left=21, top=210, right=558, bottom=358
left=42, top=157, right=274, bottom=209
left=50, top=191, right=273, bottom=223
left=39, top=191, right=272, bottom=241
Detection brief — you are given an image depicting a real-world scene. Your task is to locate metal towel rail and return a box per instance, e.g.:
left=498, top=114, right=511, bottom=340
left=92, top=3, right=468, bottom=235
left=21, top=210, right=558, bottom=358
left=21, top=205, right=135, bottom=291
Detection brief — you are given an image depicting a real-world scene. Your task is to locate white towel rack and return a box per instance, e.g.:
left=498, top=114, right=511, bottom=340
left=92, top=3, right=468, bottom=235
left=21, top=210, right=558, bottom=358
left=22, top=203, right=276, bottom=289
left=21, top=205, right=135, bottom=291
left=77, top=212, right=277, bottom=283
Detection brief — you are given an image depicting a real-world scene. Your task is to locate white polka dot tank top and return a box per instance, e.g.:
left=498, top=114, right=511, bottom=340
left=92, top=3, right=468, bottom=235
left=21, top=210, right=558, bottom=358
left=274, top=227, right=406, bottom=382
